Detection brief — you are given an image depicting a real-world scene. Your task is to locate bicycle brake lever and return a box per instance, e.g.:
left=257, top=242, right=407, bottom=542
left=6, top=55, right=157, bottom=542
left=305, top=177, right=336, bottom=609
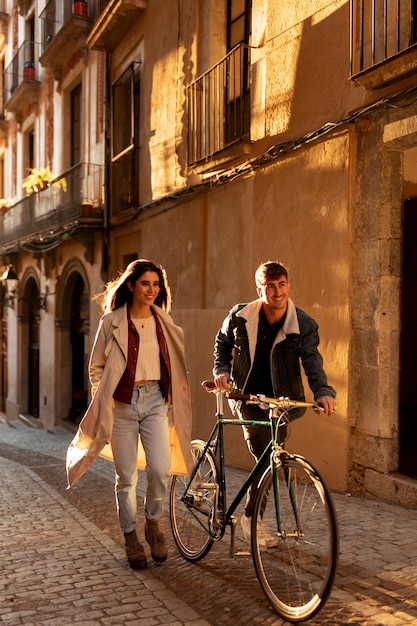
left=201, top=380, right=216, bottom=391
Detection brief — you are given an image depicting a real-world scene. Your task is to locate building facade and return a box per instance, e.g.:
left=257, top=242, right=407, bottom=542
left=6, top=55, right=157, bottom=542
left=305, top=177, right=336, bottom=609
left=0, top=0, right=416, bottom=508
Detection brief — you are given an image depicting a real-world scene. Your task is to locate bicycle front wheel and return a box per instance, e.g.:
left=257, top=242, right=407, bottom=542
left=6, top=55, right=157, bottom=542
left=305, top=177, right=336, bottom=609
left=252, top=455, right=338, bottom=622
left=169, top=439, right=218, bottom=562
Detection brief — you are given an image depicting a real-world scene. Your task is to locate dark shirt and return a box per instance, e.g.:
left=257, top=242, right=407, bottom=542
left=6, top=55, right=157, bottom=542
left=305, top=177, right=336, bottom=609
left=245, top=307, right=286, bottom=396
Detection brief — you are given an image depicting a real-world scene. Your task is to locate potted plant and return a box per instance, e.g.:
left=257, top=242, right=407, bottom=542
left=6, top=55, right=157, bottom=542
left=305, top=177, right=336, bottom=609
left=22, top=167, right=67, bottom=196
left=21, top=167, right=67, bottom=195
left=81, top=200, right=94, bottom=217
left=0, top=199, right=10, bottom=215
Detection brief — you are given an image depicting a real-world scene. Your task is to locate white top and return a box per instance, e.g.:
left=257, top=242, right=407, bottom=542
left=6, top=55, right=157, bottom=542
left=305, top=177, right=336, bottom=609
left=132, top=316, right=161, bottom=381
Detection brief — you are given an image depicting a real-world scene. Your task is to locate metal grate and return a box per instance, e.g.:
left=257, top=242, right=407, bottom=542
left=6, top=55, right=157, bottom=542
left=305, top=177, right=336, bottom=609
left=350, top=0, right=417, bottom=75
left=187, top=44, right=251, bottom=165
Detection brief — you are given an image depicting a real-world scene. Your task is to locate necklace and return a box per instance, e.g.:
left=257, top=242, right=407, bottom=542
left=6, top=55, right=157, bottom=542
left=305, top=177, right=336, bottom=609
left=133, top=316, right=153, bottom=329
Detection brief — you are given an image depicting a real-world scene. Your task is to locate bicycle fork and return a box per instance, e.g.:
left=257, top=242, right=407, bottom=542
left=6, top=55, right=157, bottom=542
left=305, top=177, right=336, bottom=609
left=271, top=445, right=304, bottom=540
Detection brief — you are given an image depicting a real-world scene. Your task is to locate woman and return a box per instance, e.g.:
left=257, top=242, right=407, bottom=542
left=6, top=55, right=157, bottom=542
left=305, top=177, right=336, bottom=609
left=66, top=260, right=192, bottom=570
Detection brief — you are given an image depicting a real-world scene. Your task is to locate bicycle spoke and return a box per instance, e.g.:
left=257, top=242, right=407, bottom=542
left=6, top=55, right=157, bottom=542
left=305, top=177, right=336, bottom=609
left=252, top=456, right=338, bottom=622
left=169, top=440, right=217, bottom=561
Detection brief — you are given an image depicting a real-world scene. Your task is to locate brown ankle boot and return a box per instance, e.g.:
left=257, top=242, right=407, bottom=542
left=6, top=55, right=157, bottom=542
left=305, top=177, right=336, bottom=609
left=145, top=519, right=167, bottom=563
left=124, top=529, right=147, bottom=569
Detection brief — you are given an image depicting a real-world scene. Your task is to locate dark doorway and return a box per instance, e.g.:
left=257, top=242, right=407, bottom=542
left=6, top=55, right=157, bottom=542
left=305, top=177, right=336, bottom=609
left=399, top=197, right=417, bottom=477
left=1, top=317, right=7, bottom=412
left=70, top=274, right=88, bottom=421
left=28, top=282, right=40, bottom=418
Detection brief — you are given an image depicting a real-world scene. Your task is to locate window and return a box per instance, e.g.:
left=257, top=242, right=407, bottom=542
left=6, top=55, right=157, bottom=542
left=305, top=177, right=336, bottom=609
left=226, top=0, right=251, bottom=144
left=71, top=84, right=82, bottom=166
left=351, top=0, right=417, bottom=86
left=25, top=15, right=35, bottom=66
left=111, top=63, right=140, bottom=214
left=23, top=128, right=35, bottom=179
left=227, top=0, right=251, bottom=51
left=187, top=0, right=252, bottom=165
left=28, top=130, right=34, bottom=169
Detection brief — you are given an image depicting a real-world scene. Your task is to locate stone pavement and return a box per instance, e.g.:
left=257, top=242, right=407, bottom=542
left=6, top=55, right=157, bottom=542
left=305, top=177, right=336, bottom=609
left=1, top=418, right=417, bottom=625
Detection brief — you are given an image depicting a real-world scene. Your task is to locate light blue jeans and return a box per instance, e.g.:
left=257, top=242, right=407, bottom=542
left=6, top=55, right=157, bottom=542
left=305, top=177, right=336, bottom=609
left=111, top=381, right=170, bottom=534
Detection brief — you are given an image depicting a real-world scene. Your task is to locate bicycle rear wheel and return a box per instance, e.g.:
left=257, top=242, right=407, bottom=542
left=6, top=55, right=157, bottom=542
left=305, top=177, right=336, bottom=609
left=169, top=439, right=218, bottom=562
left=251, top=455, right=338, bottom=622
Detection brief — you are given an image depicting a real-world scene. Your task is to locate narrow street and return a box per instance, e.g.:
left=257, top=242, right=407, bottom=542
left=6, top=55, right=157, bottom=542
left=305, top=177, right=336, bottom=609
left=1, top=418, right=417, bottom=625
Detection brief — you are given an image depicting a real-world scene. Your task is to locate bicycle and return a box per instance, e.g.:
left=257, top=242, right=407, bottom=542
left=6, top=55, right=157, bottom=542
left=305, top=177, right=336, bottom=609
left=169, top=381, right=339, bottom=622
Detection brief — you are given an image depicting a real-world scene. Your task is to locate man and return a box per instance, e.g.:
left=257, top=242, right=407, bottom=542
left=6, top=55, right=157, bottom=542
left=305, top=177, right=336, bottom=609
left=213, top=260, right=336, bottom=548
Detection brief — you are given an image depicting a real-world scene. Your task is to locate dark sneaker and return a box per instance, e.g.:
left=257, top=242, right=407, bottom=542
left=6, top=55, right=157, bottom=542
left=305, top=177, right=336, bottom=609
left=145, top=519, right=168, bottom=563
left=124, top=529, right=147, bottom=569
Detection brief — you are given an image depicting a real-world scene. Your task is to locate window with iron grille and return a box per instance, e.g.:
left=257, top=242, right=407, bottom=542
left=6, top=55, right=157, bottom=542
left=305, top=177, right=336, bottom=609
left=111, top=63, right=140, bottom=215
left=351, top=0, right=417, bottom=77
left=187, top=0, right=251, bottom=165
left=226, top=0, right=251, bottom=145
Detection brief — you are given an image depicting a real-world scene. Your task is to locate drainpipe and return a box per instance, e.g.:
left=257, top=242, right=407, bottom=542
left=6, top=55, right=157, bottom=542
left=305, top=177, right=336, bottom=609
left=101, top=51, right=111, bottom=282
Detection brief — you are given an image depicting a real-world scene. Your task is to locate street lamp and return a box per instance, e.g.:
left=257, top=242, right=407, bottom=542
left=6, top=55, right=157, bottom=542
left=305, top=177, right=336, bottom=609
left=1, top=265, right=19, bottom=308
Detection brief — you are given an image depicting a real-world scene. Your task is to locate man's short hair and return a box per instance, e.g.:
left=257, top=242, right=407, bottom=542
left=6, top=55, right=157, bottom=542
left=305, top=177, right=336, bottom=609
left=255, top=261, right=288, bottom=287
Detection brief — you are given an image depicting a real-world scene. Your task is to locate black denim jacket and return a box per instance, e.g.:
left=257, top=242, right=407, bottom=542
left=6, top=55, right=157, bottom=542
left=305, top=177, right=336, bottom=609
left=213, top=298, right=336, bottom=420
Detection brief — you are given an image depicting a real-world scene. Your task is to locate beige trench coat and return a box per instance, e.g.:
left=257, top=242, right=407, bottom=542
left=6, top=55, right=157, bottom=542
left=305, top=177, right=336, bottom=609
left=66, top=304, right=192, bottom=487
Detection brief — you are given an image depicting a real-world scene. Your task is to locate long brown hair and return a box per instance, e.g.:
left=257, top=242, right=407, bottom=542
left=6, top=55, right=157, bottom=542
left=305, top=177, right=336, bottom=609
left=94, top=259, right=172, bottom=314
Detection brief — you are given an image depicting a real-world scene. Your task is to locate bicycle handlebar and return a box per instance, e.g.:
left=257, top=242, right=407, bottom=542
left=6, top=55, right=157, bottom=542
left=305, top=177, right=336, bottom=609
left=201, top=380, right=327, bottom=411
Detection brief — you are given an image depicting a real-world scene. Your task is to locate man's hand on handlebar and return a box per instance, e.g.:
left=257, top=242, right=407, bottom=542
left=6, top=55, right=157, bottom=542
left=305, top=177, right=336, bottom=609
left=315, top=396, right=336, bottom=416
left=214, top=374, right=232, bottom=391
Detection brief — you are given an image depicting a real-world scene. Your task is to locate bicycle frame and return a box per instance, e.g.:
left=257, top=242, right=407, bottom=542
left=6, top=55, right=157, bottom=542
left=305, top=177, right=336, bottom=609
left=182, top=387, right=287, bottom=541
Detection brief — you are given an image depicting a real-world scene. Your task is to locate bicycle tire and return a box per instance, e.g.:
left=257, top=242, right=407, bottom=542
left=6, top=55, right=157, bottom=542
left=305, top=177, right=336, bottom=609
left=169, top=439, right=218, bottom=562
left=251, top=454, right=338, bottom=622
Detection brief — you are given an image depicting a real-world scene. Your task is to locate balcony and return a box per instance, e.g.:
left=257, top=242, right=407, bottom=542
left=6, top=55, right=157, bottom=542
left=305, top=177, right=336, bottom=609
left=4, top=41, right=41, bottom=123
left=187, top=44, right=252, bottom=170
left=87, top=0, right=147, bottom=52
left=351, top=0, right=417, bottom=89
left=0, top=0, right=8, bottom=38
left=0, top=163, right=104, bottom=257
left=39, top=0, right=91, bottom=82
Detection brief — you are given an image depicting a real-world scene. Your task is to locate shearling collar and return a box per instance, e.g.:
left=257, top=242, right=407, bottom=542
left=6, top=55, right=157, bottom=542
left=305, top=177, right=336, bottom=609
left=237, top=298, right=300, bottom=336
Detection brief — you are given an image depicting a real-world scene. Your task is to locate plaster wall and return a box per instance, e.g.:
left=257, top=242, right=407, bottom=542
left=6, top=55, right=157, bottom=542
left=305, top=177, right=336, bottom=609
left=108, top=1, right=364, bottom=207
left=109, top=130, right=350, bottom=492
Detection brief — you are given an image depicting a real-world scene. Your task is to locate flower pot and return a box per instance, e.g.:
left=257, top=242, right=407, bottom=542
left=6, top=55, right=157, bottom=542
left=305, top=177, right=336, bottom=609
left=73, top=1, right=88, bottom=16
left=24, top=63, right=35, bottom=80
left=81, top=203, right=93, bottom=217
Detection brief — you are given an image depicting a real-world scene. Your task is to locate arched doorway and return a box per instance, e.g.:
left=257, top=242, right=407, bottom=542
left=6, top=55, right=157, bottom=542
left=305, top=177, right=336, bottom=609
left=56, top=262, right=90, bottom=423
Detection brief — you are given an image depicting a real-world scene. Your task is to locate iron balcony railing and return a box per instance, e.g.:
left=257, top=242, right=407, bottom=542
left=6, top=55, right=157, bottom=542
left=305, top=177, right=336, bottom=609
left=188, top=44, right=251, bottom=165
left=0, top=163, right=103, bottom=249
left=39, top=0, right=90, bottom=56
left=4, top=41, right=39, bottom=105
left=89, top=0, right=108, bottom=24
left=351, top=0, right=417, bottom=75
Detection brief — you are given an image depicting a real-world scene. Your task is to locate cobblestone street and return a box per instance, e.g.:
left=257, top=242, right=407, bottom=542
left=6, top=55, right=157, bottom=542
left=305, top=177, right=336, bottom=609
left=1, top=418, right=417, bottom=625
